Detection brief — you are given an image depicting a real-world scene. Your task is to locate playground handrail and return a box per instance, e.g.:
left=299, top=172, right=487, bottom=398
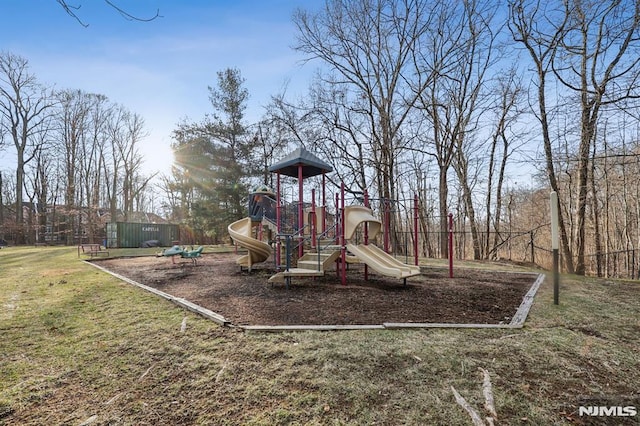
left=273, top=222, right=340, bottom=273
left=290, top=223, right=311, bottom=253
left=273, top=223, right=311, bottom=265
left=316, top=222, right=340, bottom=271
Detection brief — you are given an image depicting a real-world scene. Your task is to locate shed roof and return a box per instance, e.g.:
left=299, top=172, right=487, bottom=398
left=268, top=147, right=333, bottom=178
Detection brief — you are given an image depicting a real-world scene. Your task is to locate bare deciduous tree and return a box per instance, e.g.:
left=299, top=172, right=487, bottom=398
left=409, top=0, right=500, bottom=259
left=485, top=70, right=525, bottom=259
left=510, top=0, right=640, bottom=274
left=293, top=0, right=430, bottom=202
left=118, top=111, right=149, bottom=221
left=0, top=52, right=55, bottom=243
left=57, top=89, right=91, bottom=243
left=552, top=1, right=640, bottom=275
left=508, top=0, right=575, bottom=272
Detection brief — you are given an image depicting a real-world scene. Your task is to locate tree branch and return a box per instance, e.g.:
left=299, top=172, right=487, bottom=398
left=104, top=0, right=162, bottom=22
left=55, top=0, right=88, bottom=27
left=56, top=0, right=162, bottom=27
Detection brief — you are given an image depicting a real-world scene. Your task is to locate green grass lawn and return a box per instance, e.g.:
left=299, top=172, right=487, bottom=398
left=1, top=246, right=639, bottom=425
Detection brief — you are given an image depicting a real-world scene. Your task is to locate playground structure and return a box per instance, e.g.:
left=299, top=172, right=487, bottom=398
left=227, top=147, right=422, bottom=286
left=157, top=245, right=204, bottom=265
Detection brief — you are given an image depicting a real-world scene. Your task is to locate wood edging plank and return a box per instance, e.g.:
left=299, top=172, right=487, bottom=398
left=509, top=273, right=545, bottom=327
left=243, top=323, right=520, bottom=332
left=383, top=322, right=519, bottom=329
left=242, top=324, right=385, bottom=332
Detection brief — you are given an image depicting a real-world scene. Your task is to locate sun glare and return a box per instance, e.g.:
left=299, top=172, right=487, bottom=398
left=141, top=139, right=175, bottom=175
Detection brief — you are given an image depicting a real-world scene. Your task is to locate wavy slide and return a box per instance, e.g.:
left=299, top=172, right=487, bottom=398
left=346, top=243, right=420, bottom=279
left=228, top=217, right=272, bottom=269
left=344, top=206, right=420, bottom=279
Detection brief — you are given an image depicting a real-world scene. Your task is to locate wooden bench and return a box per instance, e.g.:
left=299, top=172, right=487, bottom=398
left=77, top=244, right=110, bottom=258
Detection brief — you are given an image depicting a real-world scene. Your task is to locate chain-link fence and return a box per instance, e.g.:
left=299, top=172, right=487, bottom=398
left=384, top=224, right=639, bottom=279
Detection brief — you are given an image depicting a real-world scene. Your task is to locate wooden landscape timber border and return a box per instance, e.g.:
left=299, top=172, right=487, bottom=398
left=509, top=273, right=545, bottom=326
left=86, top=258, right=545, bottom=332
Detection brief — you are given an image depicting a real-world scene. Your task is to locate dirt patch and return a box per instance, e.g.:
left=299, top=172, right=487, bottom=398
left=94, top=253, right=538, bottom=326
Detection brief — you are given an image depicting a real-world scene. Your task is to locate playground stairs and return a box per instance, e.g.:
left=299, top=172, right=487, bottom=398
left=268, top=246, right=341, bottom=283
left=296, top=249, right=341, bottom=271
left=316, top=238, right=338, bottom=247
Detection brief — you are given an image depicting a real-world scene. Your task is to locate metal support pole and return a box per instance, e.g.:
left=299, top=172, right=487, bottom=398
left=550, top=191, right=560, bottom=305
left=322, top=172, right=327, bottom=234
left=285, top=235, right=291, bottom=290
left=384, top=199, right=390, bottom=253
left=414, top=193, right=419, bottom=267
left=364, top=189, right=369, bottom=281
left=276, top=172, right=281, bottom=270
left=448, top=213, right=454, bottom=278
left=553, top=248, right=559, bottom=305
left=335, top=192, right=339, bottom=244
left=340, top=182, right=346, bottom=286
left=297, top=164, right=304, bottom=259
left=311, top=188, right=316, bottom=250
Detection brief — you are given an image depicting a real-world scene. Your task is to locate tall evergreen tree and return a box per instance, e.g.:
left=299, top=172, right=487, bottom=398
left=205, top=68, right=255, bottom=223
left=170, top=68, right=258, bottom=242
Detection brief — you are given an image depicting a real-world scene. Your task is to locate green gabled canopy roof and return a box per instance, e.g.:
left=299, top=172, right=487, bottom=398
left=268, top=147, right=333, bottom=178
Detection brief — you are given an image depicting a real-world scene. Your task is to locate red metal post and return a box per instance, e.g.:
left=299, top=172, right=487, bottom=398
left=334, top=192, right=339, bottom=278
left=336, top=191, right=340, bottom=278
left=322, top=172, right=327, bottom=234
left=363, top=189, right=369, bottom=281
left=298, top=164, right=304, bottom=259
left=276, top=172, right=281, bottom=270
left=384, top=199, right=390, bottom=253
left=448, top=213, right=454, bottom=278
left=335, top=192, right=339, bottom=244
left=340, top=182, right=346, bottom=286
left=311, top=188, right=316, bottom=249
left=414, top=193, right=419, bottom=266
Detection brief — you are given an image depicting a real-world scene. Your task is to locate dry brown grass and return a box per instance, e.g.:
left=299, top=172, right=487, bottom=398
left=1, top=246, right=639, bottom=425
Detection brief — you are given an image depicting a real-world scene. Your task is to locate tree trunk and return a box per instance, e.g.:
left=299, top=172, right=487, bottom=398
left=590, top=139, right=603, bottom=277
left=537, top=76, right=575, bottom=273
left=15, top=147, right=25, bottom=244
left=0, top=172, right=4, bottom=240
left=492, top=130, right=509, bottom=260
left=455, top=152, right=481, bottom=260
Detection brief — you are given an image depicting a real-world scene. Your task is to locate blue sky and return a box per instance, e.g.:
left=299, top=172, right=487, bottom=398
left=1, top=0, right=320, bottom=174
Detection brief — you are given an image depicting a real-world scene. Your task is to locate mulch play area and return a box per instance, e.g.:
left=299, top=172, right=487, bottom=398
left=94, top=252, right=541, bottom=327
